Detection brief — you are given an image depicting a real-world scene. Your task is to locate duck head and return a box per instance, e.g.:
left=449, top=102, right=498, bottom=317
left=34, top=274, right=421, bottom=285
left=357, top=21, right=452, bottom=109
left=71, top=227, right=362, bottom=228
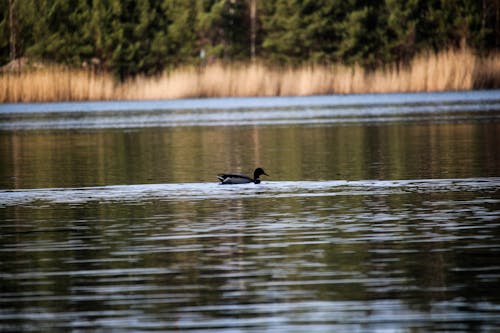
left=253, top=168, right=269, bottom=180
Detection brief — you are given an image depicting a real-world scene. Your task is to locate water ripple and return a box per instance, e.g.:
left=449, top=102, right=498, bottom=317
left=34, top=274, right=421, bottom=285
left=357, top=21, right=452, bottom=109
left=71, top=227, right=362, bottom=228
left=1, top=177, right=498, bottom=207
left=1, top=90, right=499, bottom=129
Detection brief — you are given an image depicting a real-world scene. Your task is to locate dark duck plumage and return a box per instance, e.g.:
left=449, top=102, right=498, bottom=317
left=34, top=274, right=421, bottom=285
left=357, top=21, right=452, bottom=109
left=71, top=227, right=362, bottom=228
left=217, top=168, right=269, bottom=184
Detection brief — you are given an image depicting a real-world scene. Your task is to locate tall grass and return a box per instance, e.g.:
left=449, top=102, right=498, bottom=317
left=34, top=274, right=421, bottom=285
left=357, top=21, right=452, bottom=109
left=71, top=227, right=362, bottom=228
left=0, top=67, right=118, bottom=103
left=1, top=49, right=499, bottom=103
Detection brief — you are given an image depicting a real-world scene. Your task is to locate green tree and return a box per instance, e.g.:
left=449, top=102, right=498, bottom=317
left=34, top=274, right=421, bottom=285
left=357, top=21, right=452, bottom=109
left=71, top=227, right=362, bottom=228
left=260, top=0, right=390, bottom=66
left=0, top=0, right=497, bottom=76
left=164, top=0, right=198, bottom=65
left=385, top=0, right=419, bottom=63
left=260, top=0, right=321, bottom=64
left=336, top=1, right=391, bottom=68
left=0, top=0, right=38, bottom=64
left=417, top=0, right=484, bottom=50
left=28, top=0, right=93, bottom=65
left=197, top=0, right=250, bottom=61
left=0, top=0, right=12, bottom=64
left=94, top=0, right=165, bottom=78
left=481, top=0, right=500, bottom=50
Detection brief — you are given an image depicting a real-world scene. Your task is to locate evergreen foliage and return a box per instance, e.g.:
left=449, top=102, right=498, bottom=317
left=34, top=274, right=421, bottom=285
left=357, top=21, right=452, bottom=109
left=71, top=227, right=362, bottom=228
left=0, top=0, right=498, bottom=78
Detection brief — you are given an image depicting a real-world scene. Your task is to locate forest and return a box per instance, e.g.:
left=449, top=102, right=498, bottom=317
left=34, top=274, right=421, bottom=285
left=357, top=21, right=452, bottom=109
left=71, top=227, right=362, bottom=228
left=1, top=0, right=499, bottom=79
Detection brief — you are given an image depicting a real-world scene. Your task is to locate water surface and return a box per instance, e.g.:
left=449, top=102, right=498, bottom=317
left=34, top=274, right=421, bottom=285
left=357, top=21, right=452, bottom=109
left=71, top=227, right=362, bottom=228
left=1, top=91, right=499, bottom=332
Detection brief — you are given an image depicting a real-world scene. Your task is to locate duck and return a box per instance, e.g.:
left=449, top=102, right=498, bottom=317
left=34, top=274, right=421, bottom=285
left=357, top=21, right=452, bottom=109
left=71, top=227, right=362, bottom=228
left=217, top=168, right=269, bottom=184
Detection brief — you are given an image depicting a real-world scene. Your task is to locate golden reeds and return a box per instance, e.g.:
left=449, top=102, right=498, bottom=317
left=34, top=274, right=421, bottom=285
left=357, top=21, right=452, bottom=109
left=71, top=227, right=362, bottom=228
left=1, top=49, right=499, bottom=103
left=0, top=66, right=119, bottom=103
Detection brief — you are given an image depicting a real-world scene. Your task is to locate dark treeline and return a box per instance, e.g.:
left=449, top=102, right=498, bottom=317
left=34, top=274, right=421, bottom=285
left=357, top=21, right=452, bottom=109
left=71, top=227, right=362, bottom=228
left=1, top=0, right=499, bottom=78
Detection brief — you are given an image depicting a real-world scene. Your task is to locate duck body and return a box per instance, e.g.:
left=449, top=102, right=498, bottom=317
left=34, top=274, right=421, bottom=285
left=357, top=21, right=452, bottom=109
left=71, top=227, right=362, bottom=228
left=217, top=168, right=268, bottom=185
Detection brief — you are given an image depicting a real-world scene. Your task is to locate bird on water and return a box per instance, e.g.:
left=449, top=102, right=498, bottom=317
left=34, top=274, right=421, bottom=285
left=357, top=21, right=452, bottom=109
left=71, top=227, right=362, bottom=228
left=217, top=168, right=269, bottom=184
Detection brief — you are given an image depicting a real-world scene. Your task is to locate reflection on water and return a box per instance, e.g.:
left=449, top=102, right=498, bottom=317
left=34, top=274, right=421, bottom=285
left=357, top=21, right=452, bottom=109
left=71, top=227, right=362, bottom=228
left=1, top=179, right=499, bottom=332
left=1, top=91, right=499, bottom=332
left=1, top=122, right=499, bottom=189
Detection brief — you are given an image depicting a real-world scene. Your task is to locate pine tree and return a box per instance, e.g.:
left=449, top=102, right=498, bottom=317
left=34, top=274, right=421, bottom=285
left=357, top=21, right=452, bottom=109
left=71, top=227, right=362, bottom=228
left=260, top=0, right=319, bottom=64
left=0, top=0, right=497, bottom=76
left=26, top=0, right=92, bottom=65
left=385, top=0, right=419, bottom=63
left=197, top=0, right=251, bottom=61
left=164, top=0, right=198, bottom=65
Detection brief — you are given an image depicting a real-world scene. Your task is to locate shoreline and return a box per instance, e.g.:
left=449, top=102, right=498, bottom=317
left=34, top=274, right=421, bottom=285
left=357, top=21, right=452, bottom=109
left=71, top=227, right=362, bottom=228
left=1, top=49, right=499, bottom=104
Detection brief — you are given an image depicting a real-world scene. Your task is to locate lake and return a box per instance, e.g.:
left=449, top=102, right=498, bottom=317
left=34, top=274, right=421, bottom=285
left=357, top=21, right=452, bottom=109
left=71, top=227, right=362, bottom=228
left=1, top=91, right=499, bottom=332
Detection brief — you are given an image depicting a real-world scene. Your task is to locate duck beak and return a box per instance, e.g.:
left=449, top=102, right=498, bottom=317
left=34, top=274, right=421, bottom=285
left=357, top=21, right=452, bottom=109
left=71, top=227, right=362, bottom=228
left=264, top=172, right=269, bottom=176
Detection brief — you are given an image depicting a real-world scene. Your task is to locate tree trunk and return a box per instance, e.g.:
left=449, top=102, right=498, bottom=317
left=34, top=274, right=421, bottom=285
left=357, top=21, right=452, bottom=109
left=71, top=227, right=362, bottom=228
left=250, top=0, right=256, bottom=60
left=9, top=0, right=17, bottom=63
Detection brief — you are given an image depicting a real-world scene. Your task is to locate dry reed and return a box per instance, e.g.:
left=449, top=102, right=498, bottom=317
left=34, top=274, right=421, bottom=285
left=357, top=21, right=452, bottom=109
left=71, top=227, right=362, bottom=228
left=1, top=49, right=498, bottom=103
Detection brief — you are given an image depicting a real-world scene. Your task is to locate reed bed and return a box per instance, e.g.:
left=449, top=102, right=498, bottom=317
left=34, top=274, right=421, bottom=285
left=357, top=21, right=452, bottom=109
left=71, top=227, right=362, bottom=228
left=0, top=67, right=119, bottom=103
left=1, top=49, right=499, bottom=103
